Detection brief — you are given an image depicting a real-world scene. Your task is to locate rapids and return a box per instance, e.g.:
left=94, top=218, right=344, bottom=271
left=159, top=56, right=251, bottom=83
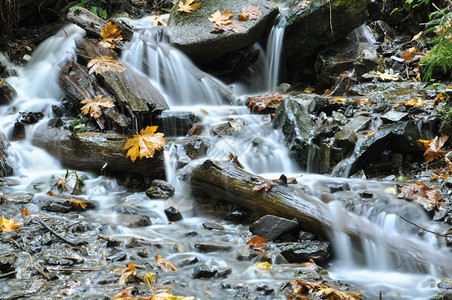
left=0, top=13, right=450, bottom=300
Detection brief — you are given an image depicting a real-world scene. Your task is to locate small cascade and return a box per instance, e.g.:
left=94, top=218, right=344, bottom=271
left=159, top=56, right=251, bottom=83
left=121, top=17, right=235, bottom=106
left=265, top=22, right=285, bottom=91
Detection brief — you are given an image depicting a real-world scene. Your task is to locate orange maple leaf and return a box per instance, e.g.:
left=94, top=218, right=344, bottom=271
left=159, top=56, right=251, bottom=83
left=99, top=22, right=123, bottom=49
left=0, top=215, right=22, bottom=232
left=20, top=208, right=29, bottom=217
left=80, top=95, right=115, bottom=119
left=208, top=10, right=233, bottom=26
left=177, top=0, right=200, bottom=13
left=238, top=12, right=249, bottom=21
left=421, top=135, right=449, bottom=164
left=154, top=254, right=178, bottom=272
left=87, top=56, right=126, bottom=75
left=241, top=4, right=262, bottom=21
left=247, top=93, right=283, bottom=112
left=123, top=126, right=166, bottom=162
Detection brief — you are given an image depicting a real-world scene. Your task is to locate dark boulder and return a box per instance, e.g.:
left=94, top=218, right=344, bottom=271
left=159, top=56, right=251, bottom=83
left=249, top=215, right=299, bottom=241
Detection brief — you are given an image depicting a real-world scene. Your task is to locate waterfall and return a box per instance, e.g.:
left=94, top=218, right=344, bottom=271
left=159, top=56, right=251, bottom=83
left=121, top=17, right=235, bottom=107
left=265, top=23, right=285, bottom=91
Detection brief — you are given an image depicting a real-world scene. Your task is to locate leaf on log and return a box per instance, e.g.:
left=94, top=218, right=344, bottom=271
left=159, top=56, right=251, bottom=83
left=80, top=95, right=115, bottom=119
left=123, top=126, right=166, bottom=162
left=252, top=176, right=273, bottom=192
left=99, top=22, right=123, bottom=49
left=87, top=56, right=126, bottom=74
left=247, top=93, right=283, bottom=112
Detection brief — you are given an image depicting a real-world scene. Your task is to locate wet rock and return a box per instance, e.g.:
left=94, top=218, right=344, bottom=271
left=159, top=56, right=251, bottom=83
left=32, top=194, right=96, bottom=213
left=216, top=267, right=233, bottom=278
left=167, top=0, right=278, bottom=63
left=223, top=210, right=250, bottom=223
left=0, top=80, right=16, bottom=106
left=114, top=204, right=165, bottom=225
left=298, top=231, right=318, bottom=241
left=346, top=82, right=427, bottom=103
left=0, top=253, right=17, bottom=277
left=202, top=221, right=224, bottom=231
left=155, top=110, right=202, bottom=137
left=380, top=110, right=409, bottom=123
left=192, top=263, right=217, bottom=279
left=164, top=206, right=183, bottom=221
left=47, top=118, right=63, bottom=128
left=116, top=213, right=151, bottom=228
left=213, top=119, right=244, bottom=135
left=3, top=192, right=34, bottom=204
left=438, top=279, right=452, bottom=290
left=19, top=112, right=44, bottom=124
left=249, top=215, right=299, bottom=241
left=308, top=96, right=339, bottom=115
left=183, top=137, right=209, bottom=159
left=328, top=183, right=350, bottom=193
left=146, top=179, right=175, bottom=199
left=333, top=130, right=357, bottom=149
left=283, top=0, right=368, bottom=66
left=332, top=121, right=425, bottom=177
left=342, top=115, right=371, bottom=131
left=11, top=121, right=25, bottom=141
left=107, top=248, right=127, bottom=261
left=277, top=240, right=330, bottom=266
left=273, top=97, right=319, bottom=171
left=354, top=48, right=385, bottom=76
left=92, top=273, right=118, bottom=285
left=194, top=242, right=232, bottom=253
left=180, top=255, right=199, bottom=267
left=32, top=124, right=165, bottom=181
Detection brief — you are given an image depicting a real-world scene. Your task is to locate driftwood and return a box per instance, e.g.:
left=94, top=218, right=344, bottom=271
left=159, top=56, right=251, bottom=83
left=190, top=159, right=452, bottom=276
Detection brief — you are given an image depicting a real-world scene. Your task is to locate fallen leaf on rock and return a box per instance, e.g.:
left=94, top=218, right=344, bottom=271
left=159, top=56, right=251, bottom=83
left=208, top=10, right=233, bottom=26
left=123, top=126, right=166, bottom=162
left=400, top=47, right=418, bottom=61
left=111, top=262, right=136, bottom=274
left=252, top=176, right=273, bottom=192
left=177, top=0, right=200, bottom=13
left=254, top=261, right=272, bottom=269
left=0, top=215, right=22, bottom=232
left=400, top=182, right=444, bottom=211
left=69, top=198, right=87, bottom=209
left=81, top=95, right=115, bottom=119
left=99, top=22, right=123, bottom=49
left=246, top=235, right=268, bottom=248
left=87, top=56, right=126, bottom=74
left=420, top=135, right=449, bottom=164
left=154, top=254, right=178, bottom=272
left=373, top=71, right=399, bottom=81
left=241, top=4, right=262, bottom=20
left=247, top=92, right=283, bottom=112
left=238, top=12, right=249, bottom=21
left=394, top=98, right=423, bottom=108
left=293, top=0, right=310, bottom=10
left=288, top=279, right=363, bottom=300
left=20, top=208, right=29, bottom=217
left=211, top=20, right=245, bottom=33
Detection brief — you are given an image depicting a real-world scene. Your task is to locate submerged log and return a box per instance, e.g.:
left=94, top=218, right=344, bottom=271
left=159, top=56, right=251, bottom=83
left=190, top=159, right=452, bottom=276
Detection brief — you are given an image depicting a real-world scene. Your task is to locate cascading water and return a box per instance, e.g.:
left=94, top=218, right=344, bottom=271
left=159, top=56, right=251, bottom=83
left=0, top=12, right=450, bottom=300
left=265, top=16, right=285, bottom=91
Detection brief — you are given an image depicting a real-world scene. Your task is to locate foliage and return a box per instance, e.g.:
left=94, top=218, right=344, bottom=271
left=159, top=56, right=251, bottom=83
left=87, top=56, right=126, bottom=74
left=420, top=4, right=452, bottom=81
left=99, top=22, right=123, bottom=49
left=177, top=0, right=200, bottom=13
left=123, top=126, right=166, bottom=162
left=252, top=176, right=273, bottom=192
left=208, top=5, right=262, bottom=33
left=287, top=279, right=363, bottom=299
left=80, top=95, right=115, bottom=119
left=399, top=181, right=443, bottom=210
left=418, top=134, right=449, bottom=163
left=154, top=254, right=178, bottom=272
left=0, top=215, right=22, bottom=232
left=247, top=93, right=283, bottom=112
left=152, top=16, right=167, bottom=26
left=208, top=10, right=234, bottom=26
left=70, top=0, right=108, bottom=19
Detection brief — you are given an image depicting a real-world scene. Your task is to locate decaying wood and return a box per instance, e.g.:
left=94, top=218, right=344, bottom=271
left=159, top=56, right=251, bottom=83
left=190, top=159, right=452, bottom=276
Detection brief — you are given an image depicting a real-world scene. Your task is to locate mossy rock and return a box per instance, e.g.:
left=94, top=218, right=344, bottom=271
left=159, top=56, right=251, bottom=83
left=167, top=0, right=279, bottom=62
left=283, top=0, right=369, bottom=65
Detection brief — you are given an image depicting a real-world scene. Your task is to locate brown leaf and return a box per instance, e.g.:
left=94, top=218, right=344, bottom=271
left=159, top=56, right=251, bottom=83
left=246, top=236, right=268, bottom=249
left=99, top=22, right=123, bottom=49
left=252, top=176, right=273, bottom=192
left=211, top=20, right=245, bottom=33
left=177, top=0, right=200, bottom=13
left=400, top=182, right=444, bottom=211
left=20, top=208, right=29, bottom=217
left=208, top=10, right=233, bottom=26
left=399, top=47, right=418, bottom=61
left=247, top=93, right=283, bottom=112
left=111, top=262, right=136, bottom=274
left=289, top=279, right=363, bottom=300
left=227, top=152, right=244, bottom=169
left=237, top=12, right=249, bottom=21
left=87, top=56, right=126, bottom=75
left=154, top=254, right=178, bottom=272
left=393, top=98, right=423, bottom=108
left=123, top=126, right=166, bottom=162
left=241, top=4, right=262, bottom=20
left=422, top=135, right=449, bottom=164
left=0, top=215, right=22, bottom=232
left=69, top=198, right=87, bottom=209
left=80, top=95, right=115, bottom=119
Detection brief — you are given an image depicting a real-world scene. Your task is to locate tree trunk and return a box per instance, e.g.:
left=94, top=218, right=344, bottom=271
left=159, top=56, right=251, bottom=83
left=190, top=159, right=452, bottom=276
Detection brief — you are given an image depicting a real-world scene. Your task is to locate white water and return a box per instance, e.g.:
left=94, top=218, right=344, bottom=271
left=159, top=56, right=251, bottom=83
left=0, top=16, right=449, bottom=300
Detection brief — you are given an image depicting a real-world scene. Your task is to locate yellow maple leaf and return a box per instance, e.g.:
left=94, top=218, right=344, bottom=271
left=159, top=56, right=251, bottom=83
left=69, top=198, right=88, bottom=209
left=254, top=261, right=272, bottom=269
left=0, top=215, right=22, bottom=232
left=87, top=56, right=126, bottom=75
left=373, top=71, right=399, bottom=81
left=208, top=10, right=234, bottom=26
left=99, top=22, right=123, bottom=49
left=177, top=0, right=200, bottom=13
left=238, top=12, right=249, bottom=21
left=123, top=126, right=166, bottom=162
left=80, top=95, right=115, bottom=119
left=394, top=98, right=423, bottom=108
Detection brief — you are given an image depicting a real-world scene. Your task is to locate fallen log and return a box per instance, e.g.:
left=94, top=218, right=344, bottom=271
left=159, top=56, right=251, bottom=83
left=190, top=159, right=452, bottom=276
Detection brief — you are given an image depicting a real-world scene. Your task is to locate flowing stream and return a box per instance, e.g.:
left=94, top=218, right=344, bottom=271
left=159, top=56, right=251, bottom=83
left=0, top=16, right=450, bottom=300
